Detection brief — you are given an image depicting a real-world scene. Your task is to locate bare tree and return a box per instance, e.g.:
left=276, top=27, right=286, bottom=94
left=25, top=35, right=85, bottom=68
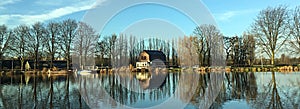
left=108, top=34, right=117, bottom=67
left=128, top=35, right=137, bottom=65
left=171, top=38, right=178, bottom=66
left=224, top=34, right=255, bottom=67
left=113, top=34, right=129, bottom=67
left=28, top=22, right=47, bottom=70
left=59, top=19, right=78, bottom=70
left=96, top=40, right=108, bottom=66
left=0, top=25, right=13, bottom=58
left=289, top=6, right=300, bottom=55
left=242, top=33, right=256, bottom=66
left=177, top=36, right=198, bottom=67
left=0, top=25, right=14, bottom=70
left=223, top=36, right=231, bottom=63
left=252, top=6, right=289, bottom=65
left=193, top=28, right=206, bottom=66
left=193, top=24, right=222, bottom=66
left=232, top=36, right=242, bottom=66
left=74, top=22, right=98, bottom=69
left=223, top=36, right=238, bottom=65
left=46, top=22, right=61, bottom=68
left=12, top=25, right=30, bottom=70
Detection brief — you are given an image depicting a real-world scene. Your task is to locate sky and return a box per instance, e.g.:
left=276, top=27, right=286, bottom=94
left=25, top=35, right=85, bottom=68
left=0, top=0, right=299, bottom=37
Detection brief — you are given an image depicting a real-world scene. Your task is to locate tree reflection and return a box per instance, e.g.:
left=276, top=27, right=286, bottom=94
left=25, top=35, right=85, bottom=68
left=268, top=72, right=283, bottom=108
left=209, top=72, right=258, bottom=108
left=0, top=74, right=89, bottom=108
left=64, top=75, right=70, bottom=108
left=248, top=71, right=300, bottom=109
left=252, top=71, right=283, bottom=109
left=33, top=75, right=37, bottom=109
left=246, top=72, right=258, bottom=101
left=1, top=71, right=299, bottom=108
left=49, top=75, right=53, bottom=109
left=77, top=71, right=181, bottom=108
left=18, top=75, right=23, bottom=109
left=186, top=71, right=223, bottom=109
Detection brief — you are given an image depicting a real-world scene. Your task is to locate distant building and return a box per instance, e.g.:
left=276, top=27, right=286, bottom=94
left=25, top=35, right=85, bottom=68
left=136, top=50, right=167, bottom=70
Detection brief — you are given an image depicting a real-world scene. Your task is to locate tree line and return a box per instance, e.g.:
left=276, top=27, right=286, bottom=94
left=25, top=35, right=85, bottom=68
left=0, top=5, right=299, bottom=70
left=180, top=5, right=300, bottom=67
left=0, top=19, right=99, bottom=70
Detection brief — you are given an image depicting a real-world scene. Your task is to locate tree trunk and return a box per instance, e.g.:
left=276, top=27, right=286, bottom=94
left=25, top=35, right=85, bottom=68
left=51, top=34, right=55, bottom=69
left=67, top=46, right=70, bottom=70
left=271, top=51, right=275, bottom=66
left=0, top=53, right=2, bottom=71
left=34, top=49, right=38, bottom=71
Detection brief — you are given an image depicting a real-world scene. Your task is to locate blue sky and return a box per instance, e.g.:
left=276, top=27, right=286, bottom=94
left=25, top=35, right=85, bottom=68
left=0, top=0, right=299, bottom=37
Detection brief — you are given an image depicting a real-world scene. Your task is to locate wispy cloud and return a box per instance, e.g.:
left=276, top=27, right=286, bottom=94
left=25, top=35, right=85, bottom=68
left=0, top=0, right=20, bottom=10
left=34, top=0, right=65, bottom=6
left=217, top=11, right=236, bottom=21
left=0, top=0, right=106, bottom=28
left=0, top=15, right=10, bottom=25
left=214, top=9, right=259, bottom=22
left=3, top=6, right=91, bottom=26
left=0, top=0, right=20, bottom=6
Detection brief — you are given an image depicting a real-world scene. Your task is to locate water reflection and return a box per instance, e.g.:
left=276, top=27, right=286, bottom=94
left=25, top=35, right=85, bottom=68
left=0, top=74, right=89, bottom=109
left=77, top=71, right=223, bottom=109
left=136, top=72, right=168, bottom=90
left=251, top=71, right=299, bottom=109
left=0, top=71, right=299, bottom=109
left=77, top=72, right=180, bottom=108
left=212, top=71, right=300, bottom=109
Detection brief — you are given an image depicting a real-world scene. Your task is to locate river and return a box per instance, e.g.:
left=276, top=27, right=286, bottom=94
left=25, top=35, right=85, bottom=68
left=0, top=71, right=299, bottom=109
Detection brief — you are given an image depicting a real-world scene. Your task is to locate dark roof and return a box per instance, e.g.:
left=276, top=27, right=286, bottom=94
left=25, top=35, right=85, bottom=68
left=143, top=50, right=166, bottom=62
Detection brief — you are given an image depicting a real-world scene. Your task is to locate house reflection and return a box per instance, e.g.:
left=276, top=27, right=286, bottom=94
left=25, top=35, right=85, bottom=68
left=135, top=72, right=167, bottom=90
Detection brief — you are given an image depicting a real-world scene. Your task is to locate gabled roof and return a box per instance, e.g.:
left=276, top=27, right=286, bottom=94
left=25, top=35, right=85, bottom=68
left=143, top=50, right=166, bottom=62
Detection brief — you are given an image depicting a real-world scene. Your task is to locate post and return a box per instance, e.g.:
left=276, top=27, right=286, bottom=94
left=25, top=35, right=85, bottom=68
left=11, top=57, right=14, bottom=71
left=20, top=56, right=23, bottom=71
left=260, top=49, right=263, bottom=68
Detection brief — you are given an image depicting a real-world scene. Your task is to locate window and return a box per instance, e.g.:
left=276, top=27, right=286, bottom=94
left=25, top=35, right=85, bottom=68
left=141, top=56, right=147, bottom=60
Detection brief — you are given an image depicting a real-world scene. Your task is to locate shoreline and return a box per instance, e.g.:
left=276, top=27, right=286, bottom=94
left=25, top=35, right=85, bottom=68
left=0, top=65, right=299, bottom=76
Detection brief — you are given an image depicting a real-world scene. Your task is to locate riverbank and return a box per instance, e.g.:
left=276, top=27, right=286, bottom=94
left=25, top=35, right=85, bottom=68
left=0, top=65, right=299, bottom=76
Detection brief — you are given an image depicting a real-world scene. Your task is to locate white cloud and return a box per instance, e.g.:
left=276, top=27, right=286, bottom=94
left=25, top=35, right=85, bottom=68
left=217, top=11, right=236, bottom=21
left=0, top=0, right=20, bottom=6
left=34, top=0, right=65, bottom=6
left=0, top=6, right=89, bottom=27
left=22, top=5, right=92, bottom=23
left=0, top=0, right=106, bottom=28
left=0, top=15, right=10, bottom=24
left=214, top=9, right=259, bottom=22
left=0, top=0, right=20, bottom=10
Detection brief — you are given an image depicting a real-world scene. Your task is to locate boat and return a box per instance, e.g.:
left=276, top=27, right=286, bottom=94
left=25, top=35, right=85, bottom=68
left=76, top=70, right=93, bottom=76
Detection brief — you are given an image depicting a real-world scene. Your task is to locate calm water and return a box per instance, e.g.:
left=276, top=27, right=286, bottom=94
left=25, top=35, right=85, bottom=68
left=0, top=71, right=299, bottom=109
